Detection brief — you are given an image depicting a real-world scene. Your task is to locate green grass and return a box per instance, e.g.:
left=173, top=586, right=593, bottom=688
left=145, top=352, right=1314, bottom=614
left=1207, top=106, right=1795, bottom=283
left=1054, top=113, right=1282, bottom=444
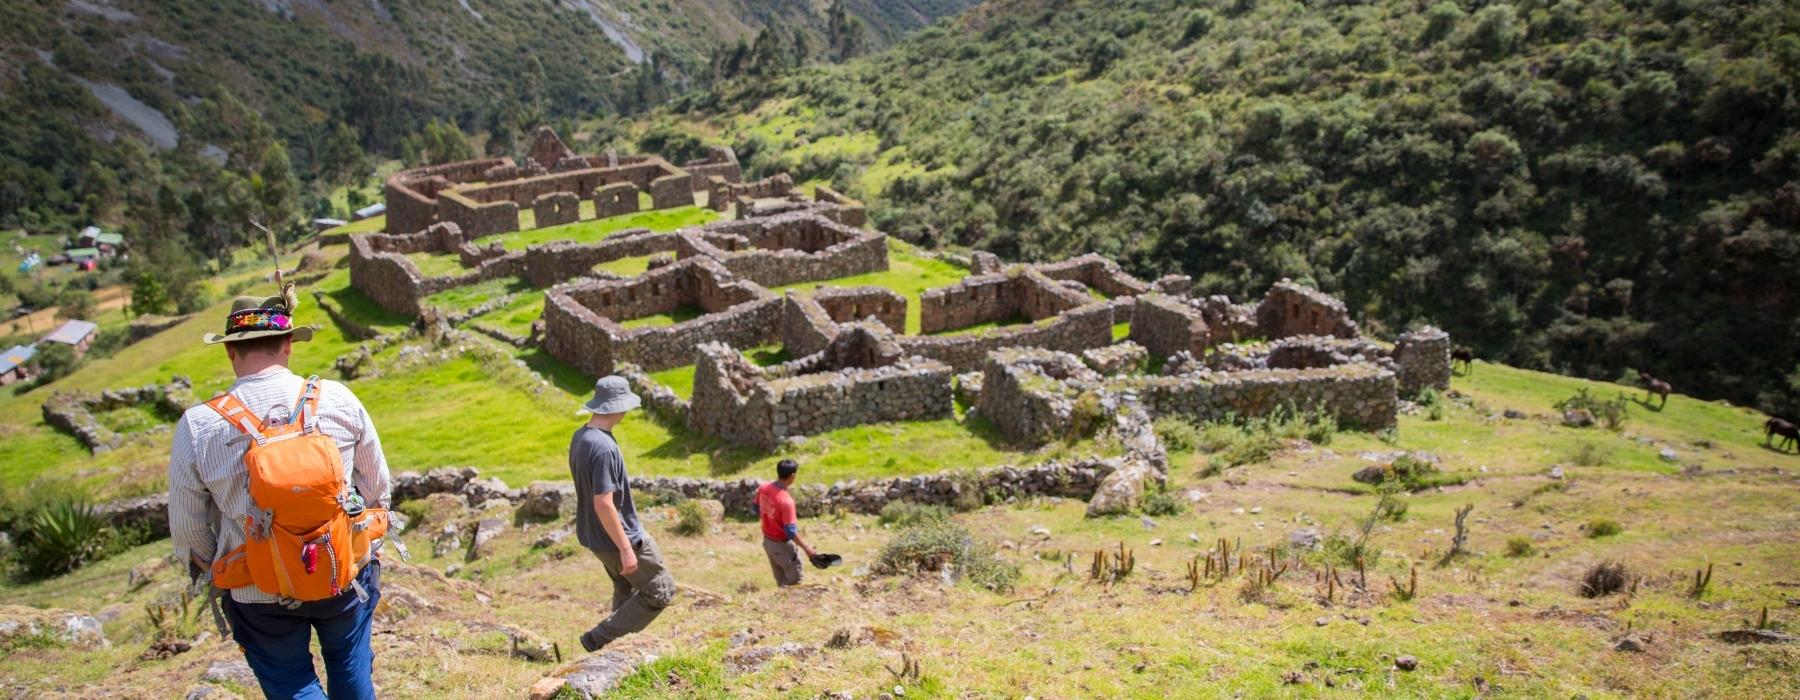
left=421, top=277, right=531, bottom=313
left=595, top=255, right=656, bottom=277
left=478, top=291, right=545, bottom=336
left=405, top=251, right=468, bottom=278
left=770, top=238, right=967, bottom=334
left=479, top=205, right=719, bottom=252
left=618, top=305, right=704, bottom=329
left=328, top=215, right=388, bottom=234
left=927, top=314, right=1043, bottom=337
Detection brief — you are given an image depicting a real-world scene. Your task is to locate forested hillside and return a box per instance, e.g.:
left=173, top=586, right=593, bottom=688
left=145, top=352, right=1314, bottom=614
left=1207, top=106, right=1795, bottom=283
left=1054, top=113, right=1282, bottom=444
left=654, top=0, right=1800, bottom=414
left=0, top=0, right=974, bottom=236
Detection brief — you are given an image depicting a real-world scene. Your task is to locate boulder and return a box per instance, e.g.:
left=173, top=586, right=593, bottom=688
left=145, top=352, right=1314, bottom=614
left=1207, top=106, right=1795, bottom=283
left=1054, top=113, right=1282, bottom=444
left=520, top=481, right=576, bottom=520
left=0, top=605, right=109, bottom=650
left=393, top=467, right=480, bottom=502
left=202, top=658, right=257, bottom=687
left=471, top=518, right=507, bottom=559
left=724, top=642, right=817, bottom=674
left=1561, top=409, right=1595, bottom=428
left=535, top=649, right=658, bottom=698
left=462, top=476, right=518, bottom=507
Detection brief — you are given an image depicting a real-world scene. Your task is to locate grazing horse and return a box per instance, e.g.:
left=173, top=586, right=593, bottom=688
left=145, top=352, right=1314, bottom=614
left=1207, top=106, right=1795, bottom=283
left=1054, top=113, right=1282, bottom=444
left=1766, top=417, right=1800, bottom=452
left=1451, top=346, right=1475, bottom=374
left=1637, top=370, right=1672, bottom=408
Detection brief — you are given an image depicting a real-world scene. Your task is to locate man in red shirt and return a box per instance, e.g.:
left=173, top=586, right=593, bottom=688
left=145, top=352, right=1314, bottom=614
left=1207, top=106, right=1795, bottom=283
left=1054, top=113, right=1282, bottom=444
left=754, top=459, right=817, bottom=587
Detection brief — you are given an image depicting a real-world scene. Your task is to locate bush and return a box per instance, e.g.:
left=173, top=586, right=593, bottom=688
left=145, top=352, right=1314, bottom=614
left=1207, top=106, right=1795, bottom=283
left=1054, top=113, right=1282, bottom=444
left=1579, top=560, right=1631, bottom=598
left=873, top=520, right=1019, bottom=593
left=1555, top=388, right=1629, bottom=431
left=1585, top=518, right=1622, bottom=538
left=1153, top=416, right=1204, bottom=454
left=671, top=500, right=707, bottom=537
left=25, top=342, right=79, bottom=385
left=16, top=498, right=110, bottom=578
left=1140, top=489, right=1185, bottom=517
left=1505, top=536, right=1534, bottom=557
left=1417, top=388, right=1446, bottom=421
left=877, top=501, right=950, bottom=528
left=1567, top=442, right=1611, bottom=467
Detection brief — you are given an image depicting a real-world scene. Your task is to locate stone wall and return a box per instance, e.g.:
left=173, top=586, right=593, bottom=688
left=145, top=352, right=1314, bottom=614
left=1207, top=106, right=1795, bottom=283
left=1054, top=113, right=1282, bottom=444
left=437, top=190, right=519, bottom=239
left=900, top=303, right=1114, bottom=372
left=682, top=147, right=742, bottom=192
left=594, top=182, right=639, bottom=219
left=1126, top=363, right=1398, bottom=431
left=976, top=348, right=1103, bottom=445
left=541, top=257, right=783, bottom=375
left=688, top=326, right=954, bottom=450
left=348, top=224, right=525, bottom=316
left=347, top=234, right=428, bottom=315
left=43, top=377, right=193, bottom=453
left=811, top=286, right=906, bottom=332
left=1129, top=294, right=1210, bottom=359
left=1194, top=295, right=1260, bottom=343
left=1034, top=254, right=1152, bottom=298
left=1391, top=326, right=1453, bottom=396
left=649, top=173, right=695, bottom=209
left=812, top=185, right=867, bottom=228
left=675, top=213, right=888, bottom=288
left=918, top=270, right=1091, bottom=334
left=1257, top=280, right=1359, bottom=339
left=520, top=230, right=677, bottom=289
left=383, top=158, right=509, bottom=233
left=532, top=192, right=580, bottom=229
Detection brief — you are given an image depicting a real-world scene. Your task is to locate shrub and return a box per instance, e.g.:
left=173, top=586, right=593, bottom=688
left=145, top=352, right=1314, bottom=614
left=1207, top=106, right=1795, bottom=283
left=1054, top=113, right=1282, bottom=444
left=1567, top=442, right=1611, bottom=467
left=1579, top=560, right=1632, bottom=598
left=1585, top=518, right=1622, bottom=538
left=671, top=500, right=707, bottom=537
left=1376, top=496, right=1409, bottom=522
left=16, top=498, right=110, bottom=578
left=1140, top=489, right=1185, bottom=517
left=1153, top=416, right=1204, bottom=454
left=874, top=520, right=1019, bottom=593
left=1554, top=388, right=1629, bottom=431
left=1505, top=536, right=1534, bottom=557
left=877, top=501, right=950, bottom=528
left=1417, top=388, right=1446, bottom=421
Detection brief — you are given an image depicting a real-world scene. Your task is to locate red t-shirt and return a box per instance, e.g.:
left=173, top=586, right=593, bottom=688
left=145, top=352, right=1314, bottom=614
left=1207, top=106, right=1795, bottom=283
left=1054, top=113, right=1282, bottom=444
left=755, top=481, right=797, bottom=541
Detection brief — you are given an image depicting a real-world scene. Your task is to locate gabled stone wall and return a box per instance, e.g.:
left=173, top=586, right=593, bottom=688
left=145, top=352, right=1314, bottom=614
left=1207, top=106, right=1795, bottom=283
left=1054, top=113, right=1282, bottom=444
left=683, top=147, right=742, bottom=192
left=437, top=190, right=519, bottom=238
left=1257, top=280, right=1359, bottom=339
left=1034, top=254, right=1153, bottom=298
left=918, top=269, right=1091, bottom=334
left=812, top=185, right=867, bottom=227
left=383, top=158, right=509, bottom=233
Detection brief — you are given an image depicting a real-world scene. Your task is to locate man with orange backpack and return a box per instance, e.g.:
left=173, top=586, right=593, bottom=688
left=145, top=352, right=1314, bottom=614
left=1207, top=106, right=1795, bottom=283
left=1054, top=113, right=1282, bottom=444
left=168, top=293, right=392, bottom=699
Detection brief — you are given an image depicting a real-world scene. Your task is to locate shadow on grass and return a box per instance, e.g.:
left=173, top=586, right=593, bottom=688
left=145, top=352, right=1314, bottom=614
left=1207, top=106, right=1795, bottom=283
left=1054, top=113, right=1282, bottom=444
left=516, top=348, right=596, bottom=397
left=319, top=283, right=414, bottom=331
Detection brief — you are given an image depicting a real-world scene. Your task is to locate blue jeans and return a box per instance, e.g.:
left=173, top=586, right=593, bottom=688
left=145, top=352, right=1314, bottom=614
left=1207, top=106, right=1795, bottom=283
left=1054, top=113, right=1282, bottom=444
left=223, top=561, right=382, bottom=700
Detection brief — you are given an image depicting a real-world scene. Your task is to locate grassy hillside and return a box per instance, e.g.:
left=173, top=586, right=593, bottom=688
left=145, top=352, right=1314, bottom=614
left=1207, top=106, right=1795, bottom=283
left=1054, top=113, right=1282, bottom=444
left=647, top=0, right=1800, bottom=418
left=1, top=341, right=1794, bottom=697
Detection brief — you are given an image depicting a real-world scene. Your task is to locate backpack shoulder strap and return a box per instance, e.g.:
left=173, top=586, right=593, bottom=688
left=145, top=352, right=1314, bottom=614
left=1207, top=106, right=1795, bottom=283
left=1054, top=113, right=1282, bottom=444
left=298, top=376, right=324, bottom=433
left=204, top=392, right=266, bottom=442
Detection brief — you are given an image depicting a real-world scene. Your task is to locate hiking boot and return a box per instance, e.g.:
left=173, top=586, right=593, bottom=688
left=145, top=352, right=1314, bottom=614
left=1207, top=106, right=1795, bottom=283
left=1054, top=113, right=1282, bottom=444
left=579, top=628, right=608, bottom=654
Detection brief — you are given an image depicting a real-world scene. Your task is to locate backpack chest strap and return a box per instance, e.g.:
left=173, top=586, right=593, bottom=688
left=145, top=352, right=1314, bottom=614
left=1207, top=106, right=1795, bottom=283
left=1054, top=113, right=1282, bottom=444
left=204, top=393, right=267, bottom=443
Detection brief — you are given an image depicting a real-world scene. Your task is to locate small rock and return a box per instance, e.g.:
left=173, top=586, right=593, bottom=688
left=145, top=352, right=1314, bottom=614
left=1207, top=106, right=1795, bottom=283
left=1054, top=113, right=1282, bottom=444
left=1249, top=506, right=1263, bottom=514
left=1503, top=409, right=1526, bottom=419
left=1548, top=466, right=1564, bottom=480
left=1028, top=525, right=1051, bottom=537
left=128, top=555, right=173, bottom=589
left=1282, top=670, right=1306, bottom=685
left=1658, top=447, right=1679, bottom=462
left=1149, top=539, right=1163, bottom=547
left=1139, top=516, right=1157, bottom=530
left=1561, top=409, right=1595, bottom=428
left=203, top=659, right=257, bottom=687
left=1612, top=633, right=1649, bottom=652
left=1394, top=655, right=1418, bottom=671
left=1288, top=527, right=1321, bottom=551
left=724, top=642, right=816, bottom=674
left=1232, top=507, right=1245, bottom=515
left=533, top=527, right=573, bottom=548
left=1314, top=617, right=1330, bottom=627
left=1713, top=629, right=1798, bottom=645
left=1188, top=532, right=1200, bottom=543
left=527, top=677, right=567, bottom=700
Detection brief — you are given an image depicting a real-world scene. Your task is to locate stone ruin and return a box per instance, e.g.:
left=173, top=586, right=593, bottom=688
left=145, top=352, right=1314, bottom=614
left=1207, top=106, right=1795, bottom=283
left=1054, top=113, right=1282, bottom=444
left=542, top=256, right=782, bottom=377
left=43, top=377, right=194, bottom=453
left=346, top=221, right=525, bottom=316
left=382, top=127, right=722, bottom=237
left=688, top=323, right=954, bottom=449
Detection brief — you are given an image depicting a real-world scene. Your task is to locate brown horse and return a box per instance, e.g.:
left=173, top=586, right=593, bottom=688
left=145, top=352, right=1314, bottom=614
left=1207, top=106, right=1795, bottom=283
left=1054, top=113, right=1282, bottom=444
left=1451, top=346, right=1475, bottom=375
left=1638, top=370, right=1671, bottom=408
left=1766, top=417, right=1799, bottom=452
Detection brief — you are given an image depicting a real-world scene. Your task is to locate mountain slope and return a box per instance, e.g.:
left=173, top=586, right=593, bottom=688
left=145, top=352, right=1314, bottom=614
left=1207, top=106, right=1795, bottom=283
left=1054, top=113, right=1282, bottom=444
left=652, top=0, right=1800, bottom=414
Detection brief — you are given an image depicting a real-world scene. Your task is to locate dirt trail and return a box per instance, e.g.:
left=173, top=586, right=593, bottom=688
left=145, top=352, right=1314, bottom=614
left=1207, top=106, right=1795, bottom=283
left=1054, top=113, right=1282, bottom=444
left=3, top=285, right=128, bottom=337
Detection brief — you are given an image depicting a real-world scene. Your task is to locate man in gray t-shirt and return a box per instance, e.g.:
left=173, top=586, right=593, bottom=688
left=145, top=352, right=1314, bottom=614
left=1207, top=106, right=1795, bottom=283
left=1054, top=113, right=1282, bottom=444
left=570, top=376, right=675, bottom=653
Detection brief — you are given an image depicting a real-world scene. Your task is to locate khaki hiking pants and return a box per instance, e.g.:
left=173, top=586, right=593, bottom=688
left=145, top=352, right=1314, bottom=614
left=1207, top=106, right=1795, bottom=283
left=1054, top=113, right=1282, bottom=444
left=763, top=537, right=803, bottom=587
left=588, top=533, right=676, bottom=646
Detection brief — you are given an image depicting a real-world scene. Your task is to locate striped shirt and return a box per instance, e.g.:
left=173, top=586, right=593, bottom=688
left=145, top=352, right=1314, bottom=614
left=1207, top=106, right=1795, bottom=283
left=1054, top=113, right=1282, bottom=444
left=167, top=366, right=391, bottom=604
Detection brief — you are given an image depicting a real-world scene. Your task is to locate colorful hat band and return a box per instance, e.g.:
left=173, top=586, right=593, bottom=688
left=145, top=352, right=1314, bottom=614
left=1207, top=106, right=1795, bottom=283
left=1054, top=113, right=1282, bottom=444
left=225, top=308, right=293, bottom=336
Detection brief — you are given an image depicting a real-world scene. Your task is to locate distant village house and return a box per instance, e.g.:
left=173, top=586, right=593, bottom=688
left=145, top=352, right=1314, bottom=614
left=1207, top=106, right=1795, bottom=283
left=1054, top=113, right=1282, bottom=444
left=42, top=319, right=98, bottom=359
left=0, top=345, right=35, bottom=386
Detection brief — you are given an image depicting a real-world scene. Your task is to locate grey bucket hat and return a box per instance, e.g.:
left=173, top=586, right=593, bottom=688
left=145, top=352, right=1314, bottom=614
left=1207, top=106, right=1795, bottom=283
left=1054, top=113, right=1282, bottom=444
left=581, top=375, right=641, bottom=415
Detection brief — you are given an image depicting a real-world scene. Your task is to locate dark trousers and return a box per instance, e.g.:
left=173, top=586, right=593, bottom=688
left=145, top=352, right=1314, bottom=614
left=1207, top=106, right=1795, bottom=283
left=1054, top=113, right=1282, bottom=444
left=586, top=534, right=676, bottom=646
left=223, top=561, right=382, bottom=700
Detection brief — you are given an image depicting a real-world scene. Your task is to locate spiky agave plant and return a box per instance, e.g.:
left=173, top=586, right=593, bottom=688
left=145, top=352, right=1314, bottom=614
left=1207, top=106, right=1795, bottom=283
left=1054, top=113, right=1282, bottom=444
left=20, top=498, right=108, bottom=577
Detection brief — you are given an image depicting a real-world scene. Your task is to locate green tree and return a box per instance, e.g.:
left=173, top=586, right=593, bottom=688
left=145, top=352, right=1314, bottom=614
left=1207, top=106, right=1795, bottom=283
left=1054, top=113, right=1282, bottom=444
left=54, top=289, right=95, bottom=321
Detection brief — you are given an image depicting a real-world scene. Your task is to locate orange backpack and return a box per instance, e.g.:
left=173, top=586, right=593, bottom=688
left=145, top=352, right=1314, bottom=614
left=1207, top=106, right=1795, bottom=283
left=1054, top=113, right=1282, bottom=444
left=205, top=377, right=388, bottom=601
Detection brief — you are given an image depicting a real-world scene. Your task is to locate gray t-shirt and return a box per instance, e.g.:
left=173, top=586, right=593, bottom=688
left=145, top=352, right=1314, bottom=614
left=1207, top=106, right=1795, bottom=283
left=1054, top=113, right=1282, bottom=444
left=570, top=426, right=641, bottom=553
